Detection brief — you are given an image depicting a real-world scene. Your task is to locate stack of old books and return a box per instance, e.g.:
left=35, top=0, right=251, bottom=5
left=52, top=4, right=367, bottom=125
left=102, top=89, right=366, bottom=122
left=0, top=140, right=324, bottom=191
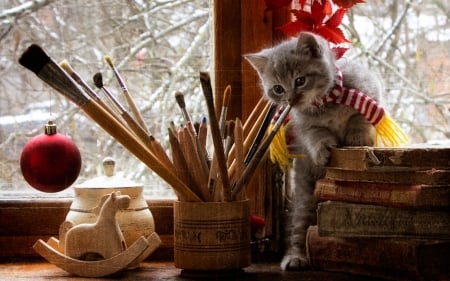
left=307, top=146, right=450, bottom=281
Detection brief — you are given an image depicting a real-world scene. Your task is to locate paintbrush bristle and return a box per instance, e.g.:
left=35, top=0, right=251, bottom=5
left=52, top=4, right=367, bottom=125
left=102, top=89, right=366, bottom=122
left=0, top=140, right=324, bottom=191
left=104, top=55, right=114, bottom=67
left=59, top=59, right=76, bottom=75
left=93, top=72, right=104, bottom=88
left=174, top=91, right=186, bottom=109
left=223, top=85, right=231, bottom=106
left=19, top=44, right=89, bottom=106
left=18, top=44, right=50, bottom=75
left=199, top=71, right=210, bottom=82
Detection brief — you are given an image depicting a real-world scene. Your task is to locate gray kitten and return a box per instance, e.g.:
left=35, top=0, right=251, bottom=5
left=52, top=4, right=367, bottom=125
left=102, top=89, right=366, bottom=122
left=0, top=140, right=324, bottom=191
left=245, top=32, right=381, bottom=270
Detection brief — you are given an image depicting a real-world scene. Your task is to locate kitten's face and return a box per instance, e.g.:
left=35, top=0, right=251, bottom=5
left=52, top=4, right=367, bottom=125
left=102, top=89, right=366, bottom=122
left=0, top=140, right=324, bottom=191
left=245, top=32, right=335, bottom=113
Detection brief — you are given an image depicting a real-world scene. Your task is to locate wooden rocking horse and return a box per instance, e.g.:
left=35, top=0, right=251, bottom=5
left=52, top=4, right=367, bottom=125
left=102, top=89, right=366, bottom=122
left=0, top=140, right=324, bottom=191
left=33, top=191, right=161, bottom=277
left=64, top=191, right=129, bottom=260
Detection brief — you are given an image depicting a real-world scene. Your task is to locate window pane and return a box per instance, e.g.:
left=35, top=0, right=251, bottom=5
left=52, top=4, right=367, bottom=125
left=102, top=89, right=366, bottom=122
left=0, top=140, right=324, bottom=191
left=0, top=0, right=211, bottom=198
left=343, top=1, right=450, bottom=143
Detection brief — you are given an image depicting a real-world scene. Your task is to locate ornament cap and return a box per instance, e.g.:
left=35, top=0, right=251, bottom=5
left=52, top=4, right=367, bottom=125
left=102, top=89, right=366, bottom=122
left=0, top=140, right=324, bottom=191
left=44, top=121, right=57, bottom=135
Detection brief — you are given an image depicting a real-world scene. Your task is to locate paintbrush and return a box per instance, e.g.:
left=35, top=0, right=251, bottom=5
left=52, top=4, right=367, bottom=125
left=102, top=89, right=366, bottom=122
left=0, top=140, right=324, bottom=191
left=104, top=55, right=149, bottom=134
left=93, top=72, right=150, bottom=143
left=175, top=91, right=210, bottom=177
left=60, top=60, right=124, bottom=127
left=59, top=60, right=101, bottom=101
left=219, top=85, right=231, bottom=139
left=174, top=92, right=196, bottom=133
left=227, top=101, right=270, bottom=169
left=224, top=120, right=235, bottom=160
left=244, top=102, right=278, bottom=165
left=18, top=44, right=201, bottom=202
left=233, top=118, right=245, bottom=200
left=199, top=72, right=231, bottom=201
left=231, top=104, right=292, bottom=200
left=243, top=98, right=268, bottom=135
left=93, top=72, right=175, bottom=173
left=105, top=56, right=176, bottom=171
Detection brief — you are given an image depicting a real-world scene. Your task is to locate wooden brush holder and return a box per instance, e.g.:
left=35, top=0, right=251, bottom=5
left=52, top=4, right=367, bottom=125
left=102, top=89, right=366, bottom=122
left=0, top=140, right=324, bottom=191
left=173, top=200, right=251, bottom=271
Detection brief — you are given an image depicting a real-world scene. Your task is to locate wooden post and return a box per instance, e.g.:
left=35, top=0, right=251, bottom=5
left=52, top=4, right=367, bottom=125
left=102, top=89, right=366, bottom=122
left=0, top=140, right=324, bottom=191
left=213, top=0, right=290, bottom=238
left=213, top=0, right=242, bottom=120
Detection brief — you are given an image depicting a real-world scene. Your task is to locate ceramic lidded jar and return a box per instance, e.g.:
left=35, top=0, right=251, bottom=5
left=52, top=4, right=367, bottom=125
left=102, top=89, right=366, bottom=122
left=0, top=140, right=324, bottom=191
left=65, top=157, right=155, bottom=247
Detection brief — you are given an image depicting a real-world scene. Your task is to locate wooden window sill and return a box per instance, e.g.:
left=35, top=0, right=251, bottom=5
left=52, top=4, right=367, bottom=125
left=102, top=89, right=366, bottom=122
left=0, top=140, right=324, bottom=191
left=0, top=261, right=386, bottom=280
left=0, top=198, right=174, bottom=260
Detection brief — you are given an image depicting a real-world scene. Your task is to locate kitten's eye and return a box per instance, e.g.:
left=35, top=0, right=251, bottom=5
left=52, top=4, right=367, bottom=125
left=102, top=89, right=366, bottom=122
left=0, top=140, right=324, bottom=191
left=295, top=76, right=306, bottom=87
left=273, top=85, right=285, bottom=95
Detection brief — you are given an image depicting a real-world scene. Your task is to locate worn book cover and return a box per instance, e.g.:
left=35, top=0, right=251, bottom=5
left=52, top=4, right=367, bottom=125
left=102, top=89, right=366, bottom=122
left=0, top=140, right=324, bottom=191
left=317, top=201, right=450, bottom=239
left=315, top=179, right=450, bottom=209
left=324, top=167, right=450, bottom=185
left=306, top=225, right=450, bottom=281
left=328, top=146, right=450, bottom=171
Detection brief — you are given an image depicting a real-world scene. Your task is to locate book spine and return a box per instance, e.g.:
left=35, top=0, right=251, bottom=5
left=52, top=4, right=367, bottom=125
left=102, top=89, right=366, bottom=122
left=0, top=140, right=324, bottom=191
left=324, top=168, right=450, bottom=185
left=317, top=201, right=450, bottom=239
left=314, top=179, right=450, bottom=209
left=306, top=225, right=450, bottom=281
left=329, top=147, right=450, bottom=171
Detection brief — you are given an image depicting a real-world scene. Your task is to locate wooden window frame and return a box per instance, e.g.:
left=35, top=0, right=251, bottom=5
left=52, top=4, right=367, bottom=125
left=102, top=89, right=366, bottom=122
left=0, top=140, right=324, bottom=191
left=0, top=0, right=289, bottom=261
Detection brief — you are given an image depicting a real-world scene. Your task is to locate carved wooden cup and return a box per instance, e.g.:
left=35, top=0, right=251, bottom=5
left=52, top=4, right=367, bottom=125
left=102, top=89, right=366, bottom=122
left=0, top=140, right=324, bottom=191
left=173, top=200, right=251, bottom=271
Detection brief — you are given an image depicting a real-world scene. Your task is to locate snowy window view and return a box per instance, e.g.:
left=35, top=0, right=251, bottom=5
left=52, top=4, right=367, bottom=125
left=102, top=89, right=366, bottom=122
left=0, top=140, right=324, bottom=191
left=1, top=0, right=211, bottom=199
left=0, top=1, right=449, bottom=199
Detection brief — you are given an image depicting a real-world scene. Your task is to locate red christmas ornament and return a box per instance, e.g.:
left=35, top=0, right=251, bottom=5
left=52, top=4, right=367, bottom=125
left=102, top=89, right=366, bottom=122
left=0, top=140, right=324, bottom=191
left=20, top=121, right=82, bottom=192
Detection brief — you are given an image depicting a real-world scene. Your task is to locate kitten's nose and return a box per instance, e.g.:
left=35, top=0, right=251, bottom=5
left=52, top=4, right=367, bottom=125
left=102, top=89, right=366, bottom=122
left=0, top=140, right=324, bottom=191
left=288, top=93, right=302, bottom=105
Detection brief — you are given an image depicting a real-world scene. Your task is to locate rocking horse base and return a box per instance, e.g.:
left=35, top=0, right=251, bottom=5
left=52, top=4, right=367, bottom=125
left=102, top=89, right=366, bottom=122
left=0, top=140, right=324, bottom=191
left=33, top=232, right=161, bottom=277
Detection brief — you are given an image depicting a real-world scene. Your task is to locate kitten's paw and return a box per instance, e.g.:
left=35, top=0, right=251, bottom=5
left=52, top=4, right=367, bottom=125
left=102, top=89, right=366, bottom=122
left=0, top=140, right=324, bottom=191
left=280, top=254, right=309, bottom=271
left=311, top=138, right=337, bottom=166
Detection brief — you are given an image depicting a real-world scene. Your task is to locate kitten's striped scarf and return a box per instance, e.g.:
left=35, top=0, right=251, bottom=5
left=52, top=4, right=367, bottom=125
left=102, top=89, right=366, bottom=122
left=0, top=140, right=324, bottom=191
left=324, top=68, right=409, bottom=146
left=269, top=68, right=409, bottom=170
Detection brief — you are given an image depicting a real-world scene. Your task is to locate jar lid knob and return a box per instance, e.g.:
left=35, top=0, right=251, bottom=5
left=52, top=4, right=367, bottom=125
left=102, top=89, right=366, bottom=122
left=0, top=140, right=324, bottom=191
left=102, top=157, right=115, bottom=177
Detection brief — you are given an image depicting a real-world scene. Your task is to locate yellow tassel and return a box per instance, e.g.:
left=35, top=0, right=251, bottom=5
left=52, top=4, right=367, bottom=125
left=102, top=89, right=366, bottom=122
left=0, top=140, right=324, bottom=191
left=375, top=113, right=409, bottom=147
left=268, top=123, right=304, bottom=171
left=269, top=112, right=409, bottom=170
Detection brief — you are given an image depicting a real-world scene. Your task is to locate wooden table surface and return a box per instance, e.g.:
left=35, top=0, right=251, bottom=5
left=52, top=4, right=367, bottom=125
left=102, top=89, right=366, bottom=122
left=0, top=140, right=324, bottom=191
left=0, top=261, right=389, bottom=281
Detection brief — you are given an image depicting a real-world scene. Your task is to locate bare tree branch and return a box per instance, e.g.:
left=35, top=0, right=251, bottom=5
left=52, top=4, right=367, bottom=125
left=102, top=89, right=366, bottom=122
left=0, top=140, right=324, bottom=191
left=0, top=0, right=54, bottom=21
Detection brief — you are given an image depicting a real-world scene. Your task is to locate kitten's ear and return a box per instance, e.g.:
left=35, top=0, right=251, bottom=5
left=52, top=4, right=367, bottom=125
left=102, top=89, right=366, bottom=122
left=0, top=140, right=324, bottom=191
left=244, top=54, right=268, bottom=75
left=296, top=32, right=322, bottom=59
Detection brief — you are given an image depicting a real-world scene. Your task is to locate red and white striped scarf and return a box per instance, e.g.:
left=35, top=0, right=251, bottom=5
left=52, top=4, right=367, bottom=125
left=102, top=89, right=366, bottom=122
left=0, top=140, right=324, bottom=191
left=322, top=68, right=384, bottom=126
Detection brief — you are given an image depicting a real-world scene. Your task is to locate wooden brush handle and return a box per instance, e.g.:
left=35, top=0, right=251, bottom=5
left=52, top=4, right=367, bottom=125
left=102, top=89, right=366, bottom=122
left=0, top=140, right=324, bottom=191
left=123, top=92, right=149, bottom=134
left=81, top=99, right=202, bottom=202
left=243, top=98, right=268, bottom=135
left=227, top=101, right=270, bottom=170
left=200, top=72, right=231, bottom=201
